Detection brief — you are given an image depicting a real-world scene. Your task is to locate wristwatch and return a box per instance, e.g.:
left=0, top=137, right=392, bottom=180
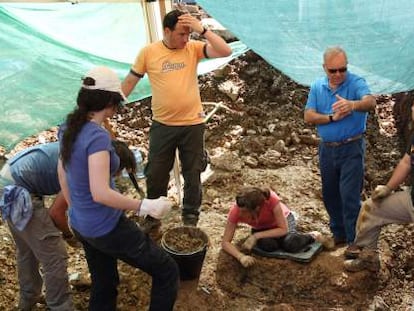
left=329, top=115, right=334, bottom=122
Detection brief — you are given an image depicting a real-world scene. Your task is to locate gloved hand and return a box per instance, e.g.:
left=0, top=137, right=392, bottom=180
left=138, top=196, right=172, bottom=219
left=372, top=185, right=391, bottom=201
left=242, top=234, right=257, bottom=251
left=239, top=255, right=256, bottom=268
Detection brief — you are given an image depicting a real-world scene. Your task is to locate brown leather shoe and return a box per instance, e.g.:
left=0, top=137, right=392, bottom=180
left=344, top=244, right=362, bottom=259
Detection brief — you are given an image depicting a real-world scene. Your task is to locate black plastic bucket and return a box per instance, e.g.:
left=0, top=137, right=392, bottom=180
left=161, top=226, right=208, bottom=281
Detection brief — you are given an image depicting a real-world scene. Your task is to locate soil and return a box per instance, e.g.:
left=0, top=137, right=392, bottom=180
left=1, top=6, right=414, bottom=311
left=162, top=227, right=208, bottom=254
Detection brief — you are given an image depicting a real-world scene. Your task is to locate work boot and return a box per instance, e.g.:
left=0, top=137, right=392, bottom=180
left=182, top=214, right=198, bottom=226
left=344, top=249, right=380, bottom=272
left=344, top=244, right=362, bottom=259
left=141, top=215, right=161, bottom=233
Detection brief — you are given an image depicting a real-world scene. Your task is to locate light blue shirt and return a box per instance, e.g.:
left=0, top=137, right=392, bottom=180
left=305, top=72, right=371, bottom=142
left=8, top=142, right=60, bottom=195
left=0, top=143, right=60, bottom=231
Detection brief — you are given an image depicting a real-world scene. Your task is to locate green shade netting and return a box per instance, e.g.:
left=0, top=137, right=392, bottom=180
left=197, top=0, right=414, bottom=94
left=0, top=3, right=248, bottom=151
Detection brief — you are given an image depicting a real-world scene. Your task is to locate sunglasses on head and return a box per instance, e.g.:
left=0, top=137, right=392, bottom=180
left=327, top=67, right=347, bottom=74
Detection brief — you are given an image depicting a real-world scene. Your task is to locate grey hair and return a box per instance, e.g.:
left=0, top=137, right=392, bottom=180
left=323, top=46, right=348, bottom=64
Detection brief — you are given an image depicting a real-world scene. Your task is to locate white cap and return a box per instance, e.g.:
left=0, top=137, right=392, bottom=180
left=82, top=66, right=128, bottom=102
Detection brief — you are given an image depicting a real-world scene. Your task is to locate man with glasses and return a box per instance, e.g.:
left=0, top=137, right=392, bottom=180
left=304, top=46, right=376, bottom=259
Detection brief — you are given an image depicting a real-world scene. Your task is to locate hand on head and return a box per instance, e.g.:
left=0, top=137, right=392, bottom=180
left=177, top=13, right=203, bottom=33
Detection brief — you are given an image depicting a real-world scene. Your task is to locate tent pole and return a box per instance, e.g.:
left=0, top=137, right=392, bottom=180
left=142, top=0, right=172, bottom=44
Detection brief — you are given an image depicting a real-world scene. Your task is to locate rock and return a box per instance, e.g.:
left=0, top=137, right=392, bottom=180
left=209, top=148, right=243, bottom=171
left=274, top=140, right=286, bottom=153
left=218, top=80, right=241, bottom=101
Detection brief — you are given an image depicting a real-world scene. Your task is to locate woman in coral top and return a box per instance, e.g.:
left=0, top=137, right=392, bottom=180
left=222, top=187, right=318, bottom=267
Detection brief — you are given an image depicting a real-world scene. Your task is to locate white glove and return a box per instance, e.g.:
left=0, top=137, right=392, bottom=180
left=242, top=235, right=257, bottom=251
left=138, top=196, right=172, bottom=219
left=239, top=255, right=256, bottom=268
left=372, top=185, right=391, bottom=201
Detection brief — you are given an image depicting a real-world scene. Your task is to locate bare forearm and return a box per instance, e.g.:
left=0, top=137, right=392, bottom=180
left=386, top=155, right=411, bottom=190
left=52, top=214, right=71, bottom=236
left=304, top=109, right=332, bottom=125
left=222, top=241, right=245, bottom=260
left=48, top=192, right=71, bottom=235
left=121, top=74, right=140, bottom=97
left=204, top=30, right=232, bottom=58
left=92, top=187, right=141, bottom=212
left=351, top=95, right=376, bottom=112
left=254, top=227, right=287, bottom=240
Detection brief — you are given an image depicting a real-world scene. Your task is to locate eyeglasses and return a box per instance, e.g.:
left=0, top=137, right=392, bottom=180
left=327, top=67, right=347, bottom=74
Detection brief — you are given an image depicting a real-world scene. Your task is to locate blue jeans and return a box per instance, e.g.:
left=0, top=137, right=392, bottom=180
left=73, top=215, right=179, bottom=311
left=318, top=138, right=365, bottom=243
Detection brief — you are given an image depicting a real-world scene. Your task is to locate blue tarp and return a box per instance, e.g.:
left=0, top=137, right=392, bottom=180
left=197, top=0, right=414, bottom=94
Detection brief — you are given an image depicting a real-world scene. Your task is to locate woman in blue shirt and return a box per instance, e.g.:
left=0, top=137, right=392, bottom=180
left=58, top=66, right=178, bottom=311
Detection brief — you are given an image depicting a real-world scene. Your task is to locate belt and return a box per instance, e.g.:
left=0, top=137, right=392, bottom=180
left=323, top=134, right=363, bottom=147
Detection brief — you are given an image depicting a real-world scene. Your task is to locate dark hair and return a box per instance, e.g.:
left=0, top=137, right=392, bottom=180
left=163, top=9, right=185, bottom=30
left=111, top=140, right=136, bottom=174
left=60, top=82, right=122, bottom=167
left=235, top=187, right=271, bottom=211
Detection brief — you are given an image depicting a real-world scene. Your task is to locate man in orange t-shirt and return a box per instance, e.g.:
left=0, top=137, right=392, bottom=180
left=122, top=9, right=231, bottom=227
